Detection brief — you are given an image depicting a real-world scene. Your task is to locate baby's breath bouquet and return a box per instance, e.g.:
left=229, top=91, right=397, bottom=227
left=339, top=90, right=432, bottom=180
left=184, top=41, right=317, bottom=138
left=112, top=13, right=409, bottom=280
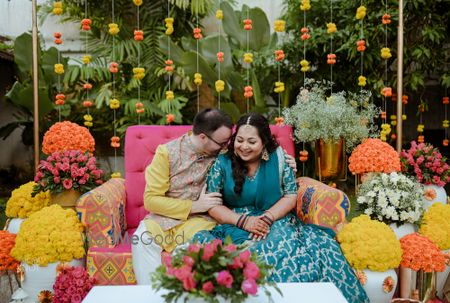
left=357, top=172, right=424, bottom=225
left=283, top=78, right=379, bottom=152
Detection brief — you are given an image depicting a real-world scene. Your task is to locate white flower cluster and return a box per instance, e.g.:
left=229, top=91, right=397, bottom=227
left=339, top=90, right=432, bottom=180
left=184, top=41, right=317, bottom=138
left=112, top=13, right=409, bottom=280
left=357, top=172, right=424, bottom=224
left=283, top=78, right=379, bottom=153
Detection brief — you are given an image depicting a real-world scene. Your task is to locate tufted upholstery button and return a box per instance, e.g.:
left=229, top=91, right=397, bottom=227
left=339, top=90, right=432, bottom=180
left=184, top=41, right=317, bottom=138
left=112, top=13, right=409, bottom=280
left=136, top=133, right=143, bottom=139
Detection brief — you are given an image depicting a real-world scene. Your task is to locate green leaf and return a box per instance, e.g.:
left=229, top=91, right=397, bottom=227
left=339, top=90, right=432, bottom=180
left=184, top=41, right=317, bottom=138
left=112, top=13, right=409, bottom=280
left=222, top=2, right=246, bottom=47
left=199, top=35, right=233, bottom=77
left=180, top=51, right=217, bottom=85
left=14, top=33, right=36, bottom=75
left=220, top=102, right=241, bottom=122
left=245, top=5, right=271, bottom=51
left=251, top=69, right=265, bottom=108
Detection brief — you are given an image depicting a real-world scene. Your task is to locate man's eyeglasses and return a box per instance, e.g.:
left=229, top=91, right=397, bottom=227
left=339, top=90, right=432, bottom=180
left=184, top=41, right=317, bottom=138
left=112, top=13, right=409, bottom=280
left=204, top=133, right=229, bottom=148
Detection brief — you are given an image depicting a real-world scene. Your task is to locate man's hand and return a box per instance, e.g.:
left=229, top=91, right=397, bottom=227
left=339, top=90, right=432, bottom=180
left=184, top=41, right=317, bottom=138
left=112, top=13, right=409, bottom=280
left=284, top=150, right=297, bottom=173
left=191, top=185, right=223, bottom=214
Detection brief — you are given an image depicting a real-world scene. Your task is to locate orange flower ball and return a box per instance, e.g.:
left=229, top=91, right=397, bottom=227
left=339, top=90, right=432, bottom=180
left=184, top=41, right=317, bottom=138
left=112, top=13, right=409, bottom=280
left=42, top=121, right=95, bottom=155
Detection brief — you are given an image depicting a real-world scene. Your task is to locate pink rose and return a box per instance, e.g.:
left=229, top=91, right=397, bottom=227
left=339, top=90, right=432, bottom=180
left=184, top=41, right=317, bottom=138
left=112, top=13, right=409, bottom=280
left=182, top=273, right=197, bottom=291
left=202, top=243, right=216, bottom=262
left=95, top=179, right=103, bottom=185
left=79, top=178, right=87, bottom=185
left=188, top=243, right=201, bottom=253
left=202, top=281, right=215, bottom=294
left=239, top=250, right=251, bottom=263
left=63, top=178, right=73, bottom=189
left=161, top=252, right=172, bottom=267
left=71, top=294, right=82, bottom=303
left=241, top=279, right=258, bottom=295
left=54, top=176, right=61, bottom=184
left=224, top=244, right=237, bottom=252
left=216, top=270, right=233, bottom=288
left=243, top=261, right=260, bottom=280
left=174, top=265, right=192, bottom=281
left=228, top=257, right=243, bottom=270
left=183, top=256, right=195, bottom=267
left=61, top=162, right=70, bottom=171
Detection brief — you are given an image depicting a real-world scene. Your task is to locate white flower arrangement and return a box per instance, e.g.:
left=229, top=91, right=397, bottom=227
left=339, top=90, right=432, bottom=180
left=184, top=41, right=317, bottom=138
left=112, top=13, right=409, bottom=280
left=357, top=172, right=425, bottom=225
left=283, top=78, right=379, bottom=153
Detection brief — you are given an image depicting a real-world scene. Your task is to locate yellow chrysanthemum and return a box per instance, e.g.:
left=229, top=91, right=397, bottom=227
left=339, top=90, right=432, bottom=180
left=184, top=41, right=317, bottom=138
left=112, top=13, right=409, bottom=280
left=215, top=80, right=225, bottom=93
left=11, top=205, right=85, bottom=266
left=109, top=98, right=120, bottom=109
left=420, top=203, right=450, bottom=250
left=337, top=215, right=402, bottom=271
left=6, top=182, right=52, bottom=218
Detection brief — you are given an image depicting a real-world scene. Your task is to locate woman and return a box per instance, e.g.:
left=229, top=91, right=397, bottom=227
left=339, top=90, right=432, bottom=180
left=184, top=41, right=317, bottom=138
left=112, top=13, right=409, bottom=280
left=193, top=113, right=368, bottom=303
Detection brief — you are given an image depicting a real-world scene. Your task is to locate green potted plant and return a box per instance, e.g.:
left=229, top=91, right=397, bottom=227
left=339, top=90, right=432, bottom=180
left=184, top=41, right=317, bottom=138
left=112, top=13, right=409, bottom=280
left=283, top=78, right=379, bottom=179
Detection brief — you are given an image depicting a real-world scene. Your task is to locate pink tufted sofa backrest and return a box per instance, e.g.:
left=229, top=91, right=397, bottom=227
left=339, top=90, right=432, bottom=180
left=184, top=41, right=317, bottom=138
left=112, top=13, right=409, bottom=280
left=124, top=125, right=295, bottom=230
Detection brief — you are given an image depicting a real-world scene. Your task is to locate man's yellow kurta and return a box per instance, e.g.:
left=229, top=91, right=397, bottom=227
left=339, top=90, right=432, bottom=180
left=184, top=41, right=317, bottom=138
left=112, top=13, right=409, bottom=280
left=143, top=133, right=216, bottom=252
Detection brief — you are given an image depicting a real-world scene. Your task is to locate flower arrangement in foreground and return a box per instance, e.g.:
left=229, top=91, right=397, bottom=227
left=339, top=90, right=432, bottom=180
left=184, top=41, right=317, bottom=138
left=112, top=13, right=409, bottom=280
left=32, top=150, right=103, bottom=196
left=349, top=138, right=401, bottom=174
left=42, top=121, right=95, bottom=155
left=53, top=265, right=95, bottom=303
left=11, top=204, right=85, bottom=266
left=419, top=203, right=450, bottom=250
left=151, top=239, right=278, bottom=303
left=357, top=172, right=424, bottom=225
left=400, top=141, right=450, bottom=187
left=6, top=181, right=52, bottom=218
left=283, top=78, right=379, bottom=153
left=337, top=215, right=402, bottom=272
left=400, top=233, right=446, bottom=272
left=0, top=230, right=20, bottom=271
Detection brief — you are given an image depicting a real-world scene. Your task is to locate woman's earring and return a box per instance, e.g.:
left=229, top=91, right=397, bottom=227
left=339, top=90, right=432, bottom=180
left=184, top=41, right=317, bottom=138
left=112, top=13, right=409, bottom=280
left=261, top=149, right=269, bottom=161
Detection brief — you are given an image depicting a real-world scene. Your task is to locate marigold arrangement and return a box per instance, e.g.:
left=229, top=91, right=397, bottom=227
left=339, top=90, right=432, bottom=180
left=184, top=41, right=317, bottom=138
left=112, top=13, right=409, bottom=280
left=11, top=205, right=85, bottom=266
left=349, top=138, right=401, bottom=174
left=53, top=265, right=95, bottom=303
left=400, top=233, right=446, bottom=272
left=400, top=141, right=450, bottom=187
left=357, top=172, right=424, bottom=225
left=0, top=231, right=20, bottom=271
left=419, top=203, right=450, bottom=250
left=337, top=215, right=402, bottom=272
left=42, top=121, right=95, bottom=155
left=32, top=150, right=103, bottom=196
left=6, top=181, right=52, bottom=218
left=151, top=239, right=278, bottom=303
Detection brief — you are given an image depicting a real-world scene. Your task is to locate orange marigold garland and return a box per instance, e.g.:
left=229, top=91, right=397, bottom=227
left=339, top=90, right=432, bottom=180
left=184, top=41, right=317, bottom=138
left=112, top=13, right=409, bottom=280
left=400, top=233, right=446, bottom=272
left=0, top=231, right=20, bottom=271
left=42, top=121, right=95, bottom=155
left=348, top=138, right=401, bottom=174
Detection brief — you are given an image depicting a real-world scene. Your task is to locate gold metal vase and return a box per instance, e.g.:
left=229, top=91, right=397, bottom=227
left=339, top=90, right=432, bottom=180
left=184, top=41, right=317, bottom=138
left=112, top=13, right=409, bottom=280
left=51, top=189, right=81, bottom=211
left=315, top=138, right=345, bottom=181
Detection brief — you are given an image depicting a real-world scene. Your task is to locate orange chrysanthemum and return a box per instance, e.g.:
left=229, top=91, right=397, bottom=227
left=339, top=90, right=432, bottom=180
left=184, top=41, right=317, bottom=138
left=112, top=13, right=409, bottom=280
left=400, top=233, right=446, bottom=272
left=42, top=121, right=95, bottom=155
left=383, top=276, right=395, bottom=293
left=349, top=138, right=401, bottom=174
left=354, top=270, right=367, bottom=286
left=0, top=231, right=20, bottom=271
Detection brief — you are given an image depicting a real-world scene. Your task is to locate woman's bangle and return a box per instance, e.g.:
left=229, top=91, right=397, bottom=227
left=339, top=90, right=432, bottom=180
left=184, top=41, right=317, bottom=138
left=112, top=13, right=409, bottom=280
left=265, top=210, right=275, bottom=221
left=241, top=215, right=249, bottom=229
left=236, top=214, right=244, bottom=228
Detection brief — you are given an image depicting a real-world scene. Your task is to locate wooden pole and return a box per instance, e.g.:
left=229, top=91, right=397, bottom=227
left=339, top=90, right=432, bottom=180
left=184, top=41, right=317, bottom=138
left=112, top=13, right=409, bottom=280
left=32, top=0, right=39, bottom=170
left=396, top=0, right=404, bottom=153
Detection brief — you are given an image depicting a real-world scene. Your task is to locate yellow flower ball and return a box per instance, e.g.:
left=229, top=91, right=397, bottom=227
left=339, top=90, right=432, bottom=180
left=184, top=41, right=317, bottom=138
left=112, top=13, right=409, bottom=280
left=215, top=10, right=223, bottom=20
left=274, top=20, right=286, bottom=32
left=166, top=90, right=174, bottom=101
left=11, top=205, right=85, bottom=266
left=300, top=0, right=311, bottom=11
left=381, top=47, right=392, bottom=59
left=194, top=73, right=202, bottom=86
left=53, top=2, right=63, bottom=15
left=6, top=182, right=52, bottom=218
left=54, top=63, right=64, bottom=74
left=243, top=53, right=253, bottom=63
left=337, top=215, right=402, bottom=271
left=326, top=22, right=337, bottom=34
left=215, top=80, right=225, bottom=93
left=358, top=75, right=367, bottom=87
left=356, top=6, right=367, bottom=20
left=109, top=98, right=120, bottom=109
left=420, top=203, right=450, bottom=250
left=82, top=55, right=91, bottom=65
left=108, top=23, right=120, bottom=35
left=133, top=0, right=143, bottom=6
left=274, top=82, right=285, bottom=93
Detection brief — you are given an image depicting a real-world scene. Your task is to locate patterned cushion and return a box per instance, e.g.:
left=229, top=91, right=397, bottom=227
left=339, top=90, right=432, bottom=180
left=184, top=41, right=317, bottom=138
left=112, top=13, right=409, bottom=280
left=296, top=177, right=350, bottom=231
left=77, top=178, right=127, bottom=248
left=87, top=246, right=136, bottom=285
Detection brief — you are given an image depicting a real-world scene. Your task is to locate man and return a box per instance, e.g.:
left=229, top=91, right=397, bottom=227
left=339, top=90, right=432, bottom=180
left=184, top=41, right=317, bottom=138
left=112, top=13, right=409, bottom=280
left=132, top=108, right=233, bottom=284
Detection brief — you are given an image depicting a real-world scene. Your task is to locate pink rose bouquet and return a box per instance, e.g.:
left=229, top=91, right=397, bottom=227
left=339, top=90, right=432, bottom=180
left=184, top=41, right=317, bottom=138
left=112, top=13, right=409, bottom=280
left=151, top=239, right=278, bottom=303
left=53, top=265, right=95, bottom=303
left=32, top=149, right=104, bottom=196
left=400, top=141, right=450, bottom=186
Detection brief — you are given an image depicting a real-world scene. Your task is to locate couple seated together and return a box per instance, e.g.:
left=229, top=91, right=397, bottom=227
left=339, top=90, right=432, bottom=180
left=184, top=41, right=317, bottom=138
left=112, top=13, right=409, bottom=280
left=132, top=108, right=368, bottom=302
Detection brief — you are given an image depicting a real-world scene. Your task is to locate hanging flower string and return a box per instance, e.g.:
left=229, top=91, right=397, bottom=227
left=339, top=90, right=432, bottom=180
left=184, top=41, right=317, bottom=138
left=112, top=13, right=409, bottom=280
left=80, top=1, right=94, bottom=129
left=443, top=94, right=449, bottom=146
left=299, top=0, right=311, bottom=175
left=193, top=6, right=202, bottom=113
left=243, top=8, right=253, bottom=113
left=379, top=1, right=393, bottom=142
left=327, top=0, right=336, bottom=92
left=52, top=1, right=64, bottom=121
left=356, top=0, right=366, bottom=90
left=215, top=1, right=224, bottom=109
